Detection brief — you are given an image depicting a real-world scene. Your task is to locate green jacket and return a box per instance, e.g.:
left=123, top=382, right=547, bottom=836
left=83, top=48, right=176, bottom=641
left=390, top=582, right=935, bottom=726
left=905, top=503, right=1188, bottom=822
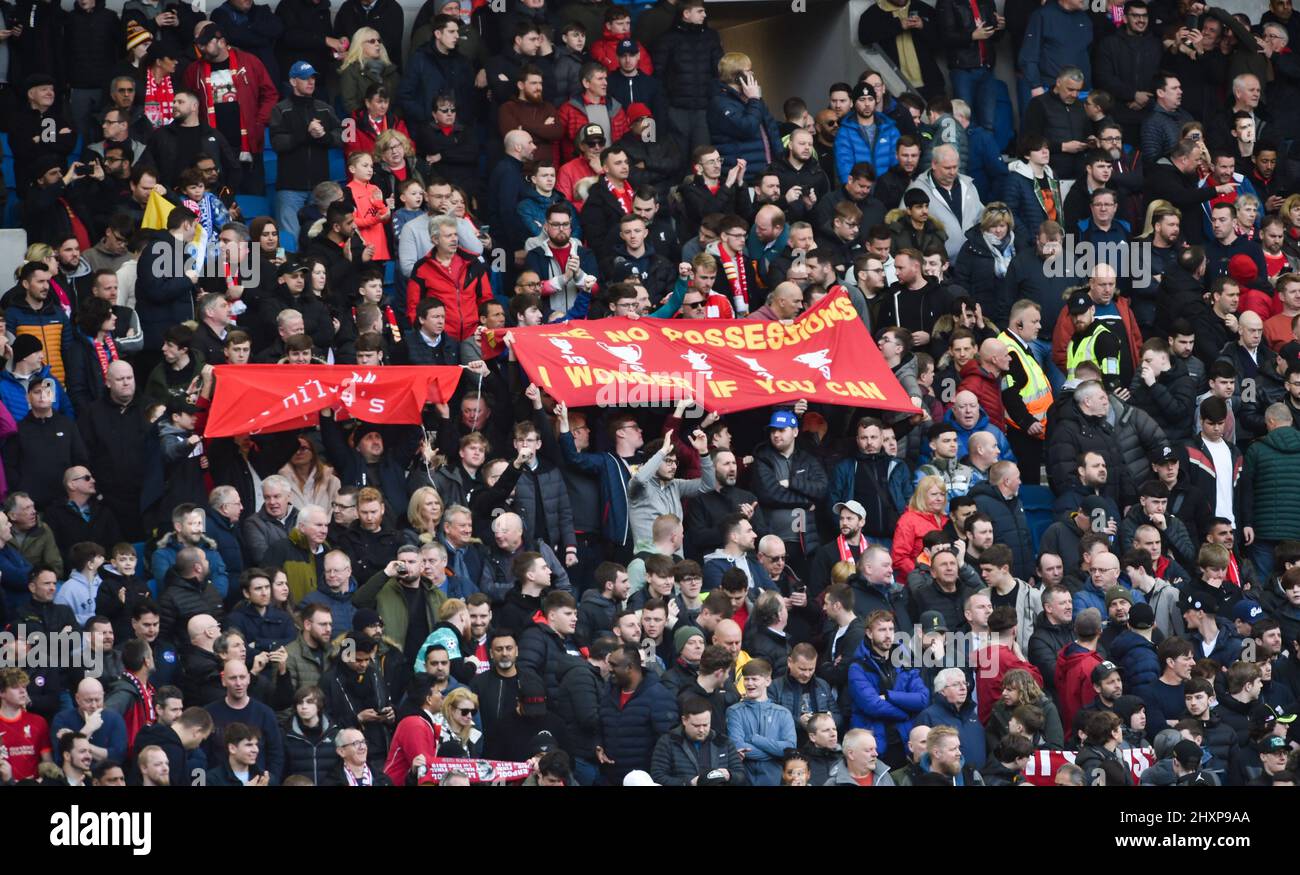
left=267, top=528, right=328, bottom=606
left=13, top=520, right=63, bottom=577
left=1243, top=426, right=1300, bottom=541
left=352, top=571, right=446, bottom=654
left=281, top=635, right=330, bottom=720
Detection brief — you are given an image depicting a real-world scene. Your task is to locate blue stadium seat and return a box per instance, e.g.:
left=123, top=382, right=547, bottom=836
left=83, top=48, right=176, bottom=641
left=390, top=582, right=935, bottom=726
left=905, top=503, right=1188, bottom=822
left=328, top=148, right=345, bottom=181
left=1020, top=485, right=1056, bottom=551
left=280, top=231, right=297, bottom=253
left=236, top=194, right=272, bottom=220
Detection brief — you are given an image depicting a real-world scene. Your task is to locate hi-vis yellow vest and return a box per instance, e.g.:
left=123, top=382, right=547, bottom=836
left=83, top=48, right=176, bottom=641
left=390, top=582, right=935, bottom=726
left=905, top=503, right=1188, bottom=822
left=1067, top=323, right=1119, bottom=382
left=998, top=331, right=1053, bottom=434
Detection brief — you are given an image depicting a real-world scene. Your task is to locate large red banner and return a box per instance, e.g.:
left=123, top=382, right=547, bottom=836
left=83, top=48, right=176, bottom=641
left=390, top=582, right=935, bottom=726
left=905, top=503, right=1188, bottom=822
left=204, top=365, right=464, bottom=438
left=506, top=290, right=916, bottom=415
left=1021, top=747, right=1157, bottom=786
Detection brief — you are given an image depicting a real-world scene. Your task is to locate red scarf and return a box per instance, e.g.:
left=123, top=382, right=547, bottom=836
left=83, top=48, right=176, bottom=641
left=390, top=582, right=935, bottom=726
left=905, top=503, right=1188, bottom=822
left=369, top=115, right=389, bottom=136
left=607, top=177, right=632, bottom=213
left=1227, top=553, right=1241, bottom=588
left=91, top=334, right=120, bottom=379
left=837, top=532, right=869, bottom=562
left=969, top=0, right=988, bottom=65
left=198, top=48, right=253, bottom=155
left=718, top=245, right=747, bottom=305
left=344, top=763, right=375, bottom=786
left=145, top=68, right=175, bottom=127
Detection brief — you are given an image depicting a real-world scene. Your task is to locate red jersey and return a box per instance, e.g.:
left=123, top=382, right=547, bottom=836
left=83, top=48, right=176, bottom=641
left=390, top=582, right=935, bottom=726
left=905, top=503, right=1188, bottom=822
left=0, top=709, right=51, bottom=782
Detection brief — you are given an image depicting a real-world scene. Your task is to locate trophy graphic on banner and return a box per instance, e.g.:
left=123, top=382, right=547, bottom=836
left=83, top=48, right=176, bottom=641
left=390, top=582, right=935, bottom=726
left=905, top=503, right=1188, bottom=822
left=598, top=342, right=647, bottom=373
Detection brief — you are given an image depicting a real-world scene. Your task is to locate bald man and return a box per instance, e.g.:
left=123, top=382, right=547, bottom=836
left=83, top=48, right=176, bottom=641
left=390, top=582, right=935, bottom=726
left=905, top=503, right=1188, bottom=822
left=752, top=282, right=805, bottom=321
left=182, top=613, right=225, bottom=706
left=51, top=677, right=128, bottom=764
left=204, top=657, right=285, bottom=783
left=957, top=338, right=1011, bottom=431
left=711, top=617, right=751, bottom=695
left=924, top=388, right=1014, bottom=466
left=1225, top=309, right=1285, bottom=401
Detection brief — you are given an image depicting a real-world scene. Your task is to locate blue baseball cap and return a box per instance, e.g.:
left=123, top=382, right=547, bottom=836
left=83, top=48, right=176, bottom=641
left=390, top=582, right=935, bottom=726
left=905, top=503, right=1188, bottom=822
left=768, top=410, right=798, bottom=429
left=289, top=61, right=318, bottom=80
left=1232, top=600, right=1265, bottom=625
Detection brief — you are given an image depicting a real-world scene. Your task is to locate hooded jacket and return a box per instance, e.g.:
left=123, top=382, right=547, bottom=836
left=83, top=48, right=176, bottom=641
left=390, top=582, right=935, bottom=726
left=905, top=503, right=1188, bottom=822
left=651, top=13, right=723, bottom=111
left=599, top=672, right=679, bottom=779
left=725, top=695, right=797, bottom=786
left=706, top=83, right=781, bottom=184
left=283, top=715, right=342, bottom=786
left=968, top=481, right=1036, bottom=581
left=829, top=449, right=910, bottom=540
left=834, top=110, right=900, bottom=183
left=151, top=532, right=230, bottom=601
left=1054, top=641, right=1103, bottom=732
left=846, top=640, right=929, bottom=757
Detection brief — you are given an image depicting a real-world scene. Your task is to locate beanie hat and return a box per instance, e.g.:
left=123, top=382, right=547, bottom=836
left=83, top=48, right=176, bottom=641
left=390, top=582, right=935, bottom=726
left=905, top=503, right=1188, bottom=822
left=126, top=21, right=153, bottom=52
left=673, top=625, right=704, bottom=654
left=11, top=334, right=44, bottom=364
left=1227, top=253, right=1258, bottom=285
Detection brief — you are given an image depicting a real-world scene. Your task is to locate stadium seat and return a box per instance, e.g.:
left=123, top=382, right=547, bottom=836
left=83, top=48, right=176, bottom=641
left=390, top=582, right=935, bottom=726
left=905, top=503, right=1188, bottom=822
left=1020, top=485, right=1056, bottom=551
left=236, top=195, right=272, bottom=221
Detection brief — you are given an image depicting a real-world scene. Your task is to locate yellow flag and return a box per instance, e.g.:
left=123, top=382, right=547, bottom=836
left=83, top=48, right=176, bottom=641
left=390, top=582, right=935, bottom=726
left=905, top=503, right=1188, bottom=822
left=141, top=188, right=175, bottom=231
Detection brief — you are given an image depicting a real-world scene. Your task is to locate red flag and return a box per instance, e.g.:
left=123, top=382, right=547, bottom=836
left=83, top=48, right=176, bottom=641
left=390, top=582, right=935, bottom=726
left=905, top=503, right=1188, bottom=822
left=203, top=365, right=463, bottom=438
left=479, top=327, right=509, bottom=361
left=506, top=290, right=916, bottom=415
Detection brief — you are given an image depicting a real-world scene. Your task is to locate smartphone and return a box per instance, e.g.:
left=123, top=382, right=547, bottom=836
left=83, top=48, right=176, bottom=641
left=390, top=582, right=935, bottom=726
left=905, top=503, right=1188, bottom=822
left=275, top=247, right=285, bottom=261
left=479, top=223, right=491, bottom=236
left=1185, top=13, right=1198, bottom=29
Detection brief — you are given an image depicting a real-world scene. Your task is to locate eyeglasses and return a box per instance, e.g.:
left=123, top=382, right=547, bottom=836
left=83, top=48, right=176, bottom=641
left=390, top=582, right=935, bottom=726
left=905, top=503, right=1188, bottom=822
left=332, top=502, right=356, bottom=510
left=340, top=739, right=368, bottom=749
left=70, top=474, right=94, bottom=482
left=547, top=220, right=571, bottom=228
left=764, top=554, right=787, bottom=562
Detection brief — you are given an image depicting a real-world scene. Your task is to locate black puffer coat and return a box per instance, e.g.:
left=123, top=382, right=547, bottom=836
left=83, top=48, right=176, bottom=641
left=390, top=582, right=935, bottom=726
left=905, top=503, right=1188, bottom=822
left=651, top=16, right=723, bottom=111
left=64, top=1, right=120, bottom=90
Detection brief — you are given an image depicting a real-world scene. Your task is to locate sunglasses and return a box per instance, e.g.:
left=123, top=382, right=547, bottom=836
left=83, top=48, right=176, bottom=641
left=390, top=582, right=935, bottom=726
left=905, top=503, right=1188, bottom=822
left=457, top=708, right=478, bottom=716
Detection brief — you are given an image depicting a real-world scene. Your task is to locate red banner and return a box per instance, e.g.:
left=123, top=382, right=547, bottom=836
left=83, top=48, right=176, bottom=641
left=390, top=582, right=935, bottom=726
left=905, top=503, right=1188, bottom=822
left=1021, top=747, right=1157, bottom=786
left=506, top=290, right=916, bottom=415
left=204, top=365, right=464, bottom=438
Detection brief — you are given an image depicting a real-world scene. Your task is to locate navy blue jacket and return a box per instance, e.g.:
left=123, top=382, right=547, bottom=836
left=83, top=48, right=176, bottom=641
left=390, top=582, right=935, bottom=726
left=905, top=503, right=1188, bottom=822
left=916, top=695, right=985, bottom=766
left=559, top=433, right=635, bottom=546
left=706, top=84, right=781, bottom=184
left=135, top=231, right=196, bottom=349
left=599, top=672, right=679, bottom=779
left=204, top=506, right=247, bottom=581
left=226, top=601, right=298, bottom=663
left=968, top=481, right=1035, bottom=581
left=1107, top=629, right=1161, bottom=689
left=399, top=41, right=477, bottom=125
left=1018, top=0, right=1093, bottom=87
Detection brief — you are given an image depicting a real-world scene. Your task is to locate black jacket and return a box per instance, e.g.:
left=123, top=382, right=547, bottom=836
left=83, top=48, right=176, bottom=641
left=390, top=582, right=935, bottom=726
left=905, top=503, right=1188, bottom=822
left=579, top=176, right=632, bottom=258
left=553, top=654, right=604, bottom=761
left=1027, top=612, right=1074, bottom=692
left=283, top=717, right=343, bottom=786
left=3, top=413, right=88, bottom=511
left=275, top=0, right=336, bottom=86
left=22, top=179, right=98, bottom=250
left=651, top=16, right=724, bottom=111
left=1092, top=30, right=1164, bottom=128
left=1142, top=160, right=1217, bottom=245
left=9, top=105, right=77, bottom=188
left=44, top=497, right=122, bottom=568
left=158, top=567, right=225, bottom=644
left=649, top=725, right=748, bottom=785
left=269, top=95, right=343, bottom=192
left=413, top=122, right=480, bottom=196
left=968, top=481, right=1036, bottom=581
left=141, top=122, right=242, bottom=191
left=936, top=0, right=1000, bottom=69
left=179, top=646, right=225, bottom=707
left=63, top=1, right=120, bottom=90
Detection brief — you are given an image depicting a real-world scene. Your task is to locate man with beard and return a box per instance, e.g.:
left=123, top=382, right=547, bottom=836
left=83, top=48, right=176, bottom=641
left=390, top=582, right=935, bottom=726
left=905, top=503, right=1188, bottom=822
left=874, top=136, right=923, bottom=212
left=808, top=500, right=873, bottom=599
left=846, top=610, right=928, bottom=768
left=684, top=449, right=767, bottom=561
left=320, top=635, right=393, bottom=768
left=182, top=25, right=280, bottom=194
left=829, top=417, right=911, bottom=548
left=468, top=628, right=519, bottom=741
left=282, top=604, right=333, bottom=717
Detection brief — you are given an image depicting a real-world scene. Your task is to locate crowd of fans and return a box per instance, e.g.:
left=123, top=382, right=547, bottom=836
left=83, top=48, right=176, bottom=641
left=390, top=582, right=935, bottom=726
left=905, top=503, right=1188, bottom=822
left=1, top=0, right=1300, bottom=789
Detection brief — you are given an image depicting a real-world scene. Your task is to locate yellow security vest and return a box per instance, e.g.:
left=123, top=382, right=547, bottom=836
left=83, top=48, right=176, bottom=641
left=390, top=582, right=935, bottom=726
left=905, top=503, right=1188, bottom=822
left=1066, top=323, right=1119, bottom=382
left=998, top=331, right=1053, bottom=433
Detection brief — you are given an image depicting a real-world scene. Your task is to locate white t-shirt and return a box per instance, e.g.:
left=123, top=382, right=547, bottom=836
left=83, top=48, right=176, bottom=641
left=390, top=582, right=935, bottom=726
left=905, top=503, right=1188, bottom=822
left=1203, top=438, right=1235, bottom=524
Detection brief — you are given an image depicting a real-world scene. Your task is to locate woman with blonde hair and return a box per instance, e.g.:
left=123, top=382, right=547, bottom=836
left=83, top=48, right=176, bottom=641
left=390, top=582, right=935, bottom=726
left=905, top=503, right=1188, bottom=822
left=985, top=668, right=1064, bottom=753
left=1138, top=199, right=1175, bottom=238
left=891, top=475, right=948, bottom=580
left=403, top=487, right=444, bottom=544
left=279, top=434, right=341, bottom=510
left=954, top=202, right=1016, bottom=325
left=338, top=27, right=399, bottom=115
left=830, top=560, right=856, bottom=587
left=21, top=243, right=73, bottom=317
left=436, top=688, right=483, bottom=757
